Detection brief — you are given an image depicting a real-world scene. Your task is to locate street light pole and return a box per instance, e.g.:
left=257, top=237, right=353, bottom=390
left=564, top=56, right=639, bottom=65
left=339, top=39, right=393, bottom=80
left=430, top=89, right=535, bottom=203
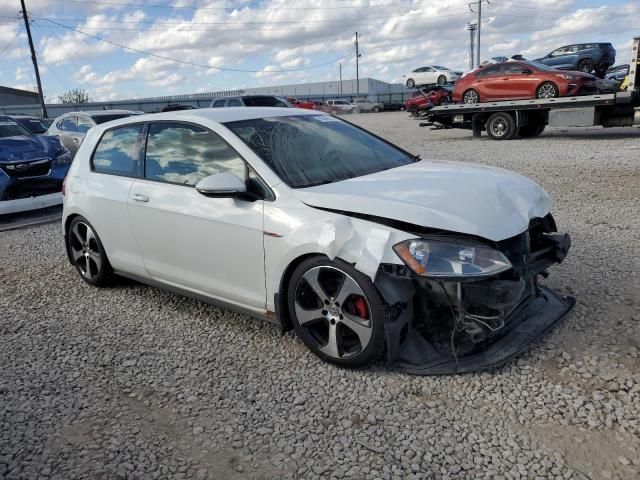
left=339, top=63, right=343, bottom=95
left=354, top=32, right=361, bottom=98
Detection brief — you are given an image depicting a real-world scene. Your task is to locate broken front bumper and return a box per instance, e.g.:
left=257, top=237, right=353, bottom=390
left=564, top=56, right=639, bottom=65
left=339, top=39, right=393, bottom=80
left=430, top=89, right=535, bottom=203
left=387, top=286, right=574, bottom=375
left=377, top=217, right=574, bottom=375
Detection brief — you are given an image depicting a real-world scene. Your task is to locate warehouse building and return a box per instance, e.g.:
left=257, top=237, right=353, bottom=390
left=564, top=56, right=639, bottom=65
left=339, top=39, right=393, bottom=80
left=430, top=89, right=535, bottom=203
left=0, top=86, right=39, bottom=108
left=0, top=77, right=411, bottom=117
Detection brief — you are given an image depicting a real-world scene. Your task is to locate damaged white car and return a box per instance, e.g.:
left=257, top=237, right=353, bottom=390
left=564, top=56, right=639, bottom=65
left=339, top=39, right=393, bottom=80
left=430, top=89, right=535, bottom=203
left=62, top=108, right=574, bottom=374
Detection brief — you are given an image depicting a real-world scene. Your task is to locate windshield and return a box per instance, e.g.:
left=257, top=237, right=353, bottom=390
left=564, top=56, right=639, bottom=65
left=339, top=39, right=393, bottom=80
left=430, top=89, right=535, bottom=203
left=242, top=97, right=291, bottom=108
left=0, top=119, right=32, bottom=138
left=523, top=60, right=560, bottom=71
left=93, top=113, right=137, bottom=125
left=18, top=118, right=48, bottom=134
left=224, top=115, right=415, bottom=188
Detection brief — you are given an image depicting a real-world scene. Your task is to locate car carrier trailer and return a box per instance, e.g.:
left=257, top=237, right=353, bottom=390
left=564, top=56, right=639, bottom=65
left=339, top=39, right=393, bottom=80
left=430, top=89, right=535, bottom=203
left=421, top=36, right=640, bottom=140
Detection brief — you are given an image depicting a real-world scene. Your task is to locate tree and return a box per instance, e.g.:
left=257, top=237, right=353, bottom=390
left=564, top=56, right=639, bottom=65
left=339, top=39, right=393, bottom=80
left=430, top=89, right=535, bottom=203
left=58, top=88, right=90, bottom=104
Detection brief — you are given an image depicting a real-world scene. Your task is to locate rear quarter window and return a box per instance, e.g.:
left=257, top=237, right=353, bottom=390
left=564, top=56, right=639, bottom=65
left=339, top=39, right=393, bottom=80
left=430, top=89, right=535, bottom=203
left=92, top=125, right=144, bottom=177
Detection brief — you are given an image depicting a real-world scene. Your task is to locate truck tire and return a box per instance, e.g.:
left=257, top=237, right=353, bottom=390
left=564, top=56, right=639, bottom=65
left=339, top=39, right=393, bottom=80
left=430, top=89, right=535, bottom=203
left=486, top=112, right=517, bottom=140
left=517, top=124, right=545, bottom=138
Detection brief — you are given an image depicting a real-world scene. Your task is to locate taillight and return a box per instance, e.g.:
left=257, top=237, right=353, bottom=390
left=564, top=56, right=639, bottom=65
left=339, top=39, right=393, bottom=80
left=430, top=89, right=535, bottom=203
left=62, top=176, right=67, bottom=196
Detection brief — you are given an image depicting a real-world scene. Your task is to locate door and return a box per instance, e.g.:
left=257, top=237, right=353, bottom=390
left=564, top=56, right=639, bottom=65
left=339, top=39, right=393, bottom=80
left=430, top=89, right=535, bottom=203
left=497, top=63, right=538, bottom=99
left=474, top=64, right=503, bottom=100
left=57, top=116, right=82, bottom=156
left=422, top=67, right=437, bottom=84
left=127, top=121, right=266, bottom=309
left=76, top=115, right=95, bottom=145
left=84, top=123, right=146, bottom=276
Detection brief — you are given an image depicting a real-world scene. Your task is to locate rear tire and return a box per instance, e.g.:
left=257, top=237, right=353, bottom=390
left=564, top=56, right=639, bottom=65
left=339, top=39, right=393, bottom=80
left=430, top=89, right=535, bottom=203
left=463, top=89, right=480, bottom=104
left=577, top=58, right=594, bottom=73
left=486, top=112, right=517, bottom=140
left=287, top=256, right=386, bottom=368
left=406, top=78, right=415, bottom=88
left=517, top=124, right=545, bottom=138
left=67, top=216, right=114, bottom=286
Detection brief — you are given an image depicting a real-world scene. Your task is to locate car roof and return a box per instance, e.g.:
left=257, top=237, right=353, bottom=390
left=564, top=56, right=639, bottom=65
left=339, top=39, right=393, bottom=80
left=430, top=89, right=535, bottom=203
left=92, top=107, right=323, bottom=130
left=60, top=110, right=139, bottom=117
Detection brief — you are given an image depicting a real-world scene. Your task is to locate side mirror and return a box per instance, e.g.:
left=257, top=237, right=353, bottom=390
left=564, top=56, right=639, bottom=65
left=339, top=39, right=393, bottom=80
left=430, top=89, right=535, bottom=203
left=195, top=172, right=247, bottom=198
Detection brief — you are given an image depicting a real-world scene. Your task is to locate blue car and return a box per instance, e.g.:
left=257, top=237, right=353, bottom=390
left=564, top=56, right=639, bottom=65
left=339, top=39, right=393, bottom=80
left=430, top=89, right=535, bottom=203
left=0, top=115, right=72, bottom=215
left=535, top=43, right=616, bottom=78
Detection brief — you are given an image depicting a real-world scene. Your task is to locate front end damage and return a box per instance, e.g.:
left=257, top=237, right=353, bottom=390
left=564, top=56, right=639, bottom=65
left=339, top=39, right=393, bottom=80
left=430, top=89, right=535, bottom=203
left=376, top=215, right=574, bottom=374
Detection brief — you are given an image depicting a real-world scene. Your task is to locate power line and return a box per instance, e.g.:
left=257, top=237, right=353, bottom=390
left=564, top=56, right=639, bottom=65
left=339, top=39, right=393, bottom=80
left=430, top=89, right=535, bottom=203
left=35, top=0, right=446, bottom=11
left=0, top=27, right=21, bottom=57
left=39, top=17, right=348, bottom=73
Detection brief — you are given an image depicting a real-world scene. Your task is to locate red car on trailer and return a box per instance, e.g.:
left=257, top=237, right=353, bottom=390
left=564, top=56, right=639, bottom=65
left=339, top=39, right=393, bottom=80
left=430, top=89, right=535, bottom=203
left=286, top=97, right=315, bottom=110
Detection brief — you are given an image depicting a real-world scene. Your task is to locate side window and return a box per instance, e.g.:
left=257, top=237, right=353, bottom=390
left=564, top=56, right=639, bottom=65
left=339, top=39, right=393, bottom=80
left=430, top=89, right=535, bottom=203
left=550, top=48, right=565, bottom=57
left=424, top=67, right=434, bottom=72
left=476, top=65, right=501, bottom=77
left=502, top=63, right=529, bottom=75
left=60, top=117, right=77, bottom=132
left=212, top=99, right=226, bottom=108
left=77, top=116, right=94, bottom=134
left=92, top=124, right=144, bottom=176
left=144, top=123, right=246, bottom=186
left=227, top=99, right=242, bottom=107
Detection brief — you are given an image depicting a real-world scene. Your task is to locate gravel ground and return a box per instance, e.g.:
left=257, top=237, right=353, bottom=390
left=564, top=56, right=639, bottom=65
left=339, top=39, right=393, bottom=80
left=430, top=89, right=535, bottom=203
left=1, top=112, right=639, bottom=480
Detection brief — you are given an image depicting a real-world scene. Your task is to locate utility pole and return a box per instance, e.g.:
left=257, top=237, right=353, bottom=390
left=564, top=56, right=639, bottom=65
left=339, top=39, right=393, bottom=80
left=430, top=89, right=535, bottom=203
left=339, top=63, right=343, bottom=95
left=467, top=23, right=477, bottom=70
left=469, top=0, right=489, bottom=67
left=20, top=0, right=47, bottom=118
left=354, top=32, right=361, bottom=98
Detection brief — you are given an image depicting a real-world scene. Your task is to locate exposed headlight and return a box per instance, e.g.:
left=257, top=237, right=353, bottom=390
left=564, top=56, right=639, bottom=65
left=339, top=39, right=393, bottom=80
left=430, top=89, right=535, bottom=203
left=556, top=73, right=578, bottom=80
left=393, top=239, right=512, bottom=278
left=54, top=149, right=72, bottom=166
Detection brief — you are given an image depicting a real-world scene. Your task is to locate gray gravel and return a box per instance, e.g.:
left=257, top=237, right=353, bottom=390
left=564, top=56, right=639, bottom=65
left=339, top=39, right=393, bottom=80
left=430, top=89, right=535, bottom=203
left=1, top=112, right=639, bottom=480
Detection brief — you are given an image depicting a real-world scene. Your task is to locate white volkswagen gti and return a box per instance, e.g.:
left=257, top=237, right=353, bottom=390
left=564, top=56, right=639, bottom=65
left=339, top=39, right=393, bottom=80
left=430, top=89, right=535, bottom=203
left=62, top=108, right=573, bottom=374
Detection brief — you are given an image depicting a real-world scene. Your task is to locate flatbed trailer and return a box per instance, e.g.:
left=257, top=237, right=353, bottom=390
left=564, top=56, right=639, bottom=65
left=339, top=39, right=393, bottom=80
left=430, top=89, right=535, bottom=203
left=422, top=36, right=640, bottom=140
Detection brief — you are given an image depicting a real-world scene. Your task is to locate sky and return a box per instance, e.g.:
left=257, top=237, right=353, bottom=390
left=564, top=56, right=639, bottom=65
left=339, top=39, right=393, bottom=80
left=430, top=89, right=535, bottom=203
left=0, top=0, right=637, bottom=103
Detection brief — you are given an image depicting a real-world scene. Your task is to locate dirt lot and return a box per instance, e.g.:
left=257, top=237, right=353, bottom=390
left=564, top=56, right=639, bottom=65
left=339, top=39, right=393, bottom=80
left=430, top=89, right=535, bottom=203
left=1, top=112, right=639, bottom=480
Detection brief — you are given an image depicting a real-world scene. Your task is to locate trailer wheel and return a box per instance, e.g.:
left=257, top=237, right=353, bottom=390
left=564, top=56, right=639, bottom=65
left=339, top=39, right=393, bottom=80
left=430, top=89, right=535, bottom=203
left=517, top=124, right=545, bottom=138
left=486, top=112, right=517, bottom=140
left=406, top=78, right=415, bottom=88
left=437, top=75, right=447, bottom=85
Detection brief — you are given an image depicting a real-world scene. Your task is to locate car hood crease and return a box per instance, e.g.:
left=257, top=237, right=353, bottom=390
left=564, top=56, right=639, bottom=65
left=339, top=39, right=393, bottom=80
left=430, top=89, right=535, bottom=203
left=295, top=160, right=552, bottom=242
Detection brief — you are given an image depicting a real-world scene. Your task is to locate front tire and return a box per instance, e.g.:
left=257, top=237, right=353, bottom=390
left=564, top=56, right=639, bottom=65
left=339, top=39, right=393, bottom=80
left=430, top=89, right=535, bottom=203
left=437, top=75, right=447, bottom=85
left=372, top=105, right=381, bottom=112
left=486, top=112, right=517, bottom=140
left=288, top=257, right=386, bottom=368
left=67, top=216, right=114, bottom=286
left=536, top=82, right=558, bottom=99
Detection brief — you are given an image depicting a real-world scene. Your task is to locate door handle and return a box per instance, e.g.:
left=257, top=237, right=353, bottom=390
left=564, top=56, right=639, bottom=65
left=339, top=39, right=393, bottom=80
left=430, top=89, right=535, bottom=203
left=132, top=193, right=149, bottom=203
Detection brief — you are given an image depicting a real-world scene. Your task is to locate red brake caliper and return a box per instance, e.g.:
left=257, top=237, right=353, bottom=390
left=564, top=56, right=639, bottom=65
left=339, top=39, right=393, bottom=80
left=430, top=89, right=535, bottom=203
left=353, top=296, right=369, bottom=320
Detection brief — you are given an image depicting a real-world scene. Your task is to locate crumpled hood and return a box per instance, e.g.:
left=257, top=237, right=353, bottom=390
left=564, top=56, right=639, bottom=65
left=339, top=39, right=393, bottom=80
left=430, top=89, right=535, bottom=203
left=0, top=135, right=64, bottom=163
left=295, top=160, right=553, bottom=242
